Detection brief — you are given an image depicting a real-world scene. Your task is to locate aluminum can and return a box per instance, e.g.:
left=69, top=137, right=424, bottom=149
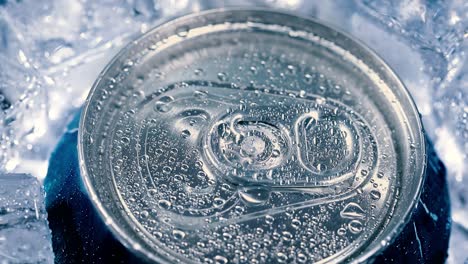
left=45, top=9, right=450, bottom=263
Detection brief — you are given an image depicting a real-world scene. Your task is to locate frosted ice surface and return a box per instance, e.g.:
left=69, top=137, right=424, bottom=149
left=351, top=1, right=467, bottom=262
left=0, top=173, right=54, bottom=263
left=1, top=0, right=203, bottom=68
left=0, top=0, right=203, bottom=177
left=0, top=0, right=466, bottom=262
left=0, top=12, right=48, bottom=177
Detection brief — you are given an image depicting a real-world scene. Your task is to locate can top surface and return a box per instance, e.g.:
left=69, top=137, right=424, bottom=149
left=79, top=9, right=426, bottom=263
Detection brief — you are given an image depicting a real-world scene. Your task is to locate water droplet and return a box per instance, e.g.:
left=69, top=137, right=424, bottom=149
left=276, top=252, right=288, bottom=263
left=234, top=205, right=245, bottom=214
left=282, top=231, right=293, bottom=241
left=271, top=149, right=281, bottom=157
left=148, top=189, right=157, bottom=196
left=158, top=199, right=171, bottom=209
left=153, top=231, right=162, bottom=239
left=154, top=102, right=171, bottom=113
left=162, top=166, right=172, bottom=174
left=159, top=96, right=174, bottom=103
left=181, top=129, right=191, bottom=138
left=291, top=219, right=301, bottom=229
left=140, top=210, right=149, bottom=218
left=348, top=220, right=363, bottom=234
left=214, top=255, right=228, bottom=264
left=214, top=197, right=226, bottom=207
left=172, top=229, right=186, bottom=240
left=340, top=202, right=366, bottom=219
left=217, top=72, right=227, bottom=81
left=194, top=68, right=204, bottom=76
left=239, top=187, right=270, bottom=206
left=265, top=215, right=274, bottom=224
left=370, top=190, right=381, bottom=200
left=176, top=26, right=189, bottom=37
left=194, top=90, right=208, bottom=99
left=287, top=64, right=296, bottom=74
left=337, top=227, right=347, bottom=236
left=272, top=232, right=281, bottom=240
left=222, top=232, right=232, bottom=240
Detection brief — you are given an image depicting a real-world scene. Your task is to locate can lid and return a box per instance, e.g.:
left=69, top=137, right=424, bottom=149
left=79, top=9, right=426, bottom=263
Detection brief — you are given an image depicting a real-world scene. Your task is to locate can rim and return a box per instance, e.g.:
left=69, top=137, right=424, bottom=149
left=78, top=7, right=427, bottom=263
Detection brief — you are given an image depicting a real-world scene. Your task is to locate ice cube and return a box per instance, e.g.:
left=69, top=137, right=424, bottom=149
left=1, top=0, right=203, bottom=175
left=0, top=55, right=48, bottom=173
left=434, top=44, right=468, bottom=264
left=0, top=173, right=54, bottom=263
left=0, top=12, right=24, bottom=64
left=1, top=0, right=201, bottom=68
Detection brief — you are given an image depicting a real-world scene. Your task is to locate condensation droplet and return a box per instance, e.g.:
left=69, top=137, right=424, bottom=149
left=176, top=26, right=189, bottom=37
left=217, top=72, right=227, bottom=81
left=181, top=129, right=191, bottom=138
left=214, top=255, right=228, bottom=264
left=172, top=229, right=186, bottom=240
left=299, top=90, right=306, bottom=98
left=158, top=199, right=171, bottom=209
left=265, top=215, right=274, bottom=224
left=348, top=220, right=363, bottom=234
left=370, top=190, right=381, bottom=200
left=154, top=102, right=172, bottom=113
left=337, top=227, right=347, bottom=236
left=194, top=68, right=204, bottom=76
left=239, top=187, right=270, bottom=206
left=340, top=202, right=366, bottom=219
left=276, top=252, right=288, bottom=263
